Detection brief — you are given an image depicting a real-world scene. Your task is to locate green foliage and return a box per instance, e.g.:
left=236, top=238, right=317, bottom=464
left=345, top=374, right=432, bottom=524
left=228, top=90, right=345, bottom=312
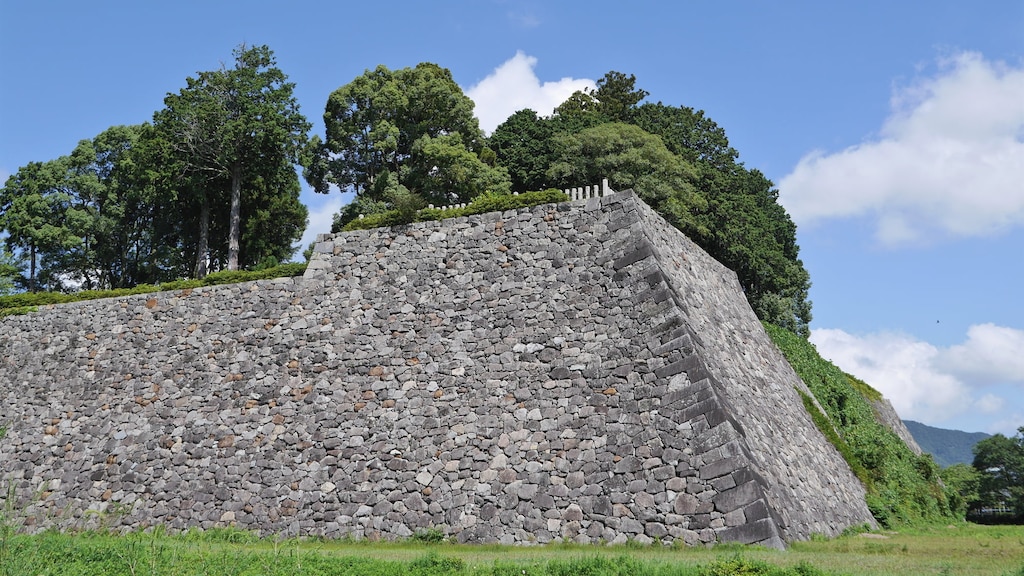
left=844, top=374, right=882, bottom=402
left=699, top=555, right=823, bottom=576
left=541, top=554, right=648, bottom=576
left=972, top=427, right=1024, bottom=520
left=490, top=75, right=813, bottom=335
left=409, top=551, right=466, bottom=573
left=180, top=526, right=261, bottom=544
left=764, top=322, right=956, bottom=527
left=554, top=71, right=650, bottom=124
left=1, top=45, right=309, bottom=290
left=795, top=390, right=870, bottom=485
left=0, top=249, right=18, bottom=296
left=0, top=263, right=306, bottom=317
left=488, top=109, right=558, bottom=192
left=149, top=43, right=310, bottom=275
left=2, top=525, right=1023, bottom=575
left=309, top=62, right=509, bottom=230
left=940, top=463, right=983, bottom=518
left=547, top=122, right=706, bottom=236
left=410, top=527, right=447, bottom=544
left=0, top=158, right=84, bottom=292
left=341, top=189, right=568, bottom=232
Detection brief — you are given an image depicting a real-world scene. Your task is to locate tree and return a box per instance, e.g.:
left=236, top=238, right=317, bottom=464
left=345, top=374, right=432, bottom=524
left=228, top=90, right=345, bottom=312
left=590, top=71, right=649, bottom=122
left=633, top=103, right=738, bottom=169
left=152, top=44, right=310, bottom=275
left=0, top=160, right=81, bottom=291
left=309, top=62, right=509, bottom=226
left=547, top=122, right=706, bottom=235
left=53, top=125, right=168, bottom=289
left=940, top=463, right=982, bottom=519
left=973, top=427, right=1024, bottom=519
left=553, top=71, right=649, bottom=123
left=632, top=103, right=813, bottom=335
left=0, top=248, right=20, bottom=295
left=490, top=107, right=608, bottom=193
left=490, top=71, right=649, bottom=192
left=489, top=109, right=555, bottom=192
left=690, top=166, right=812, bottom=335
left=491, top=76, right=813, bottom=335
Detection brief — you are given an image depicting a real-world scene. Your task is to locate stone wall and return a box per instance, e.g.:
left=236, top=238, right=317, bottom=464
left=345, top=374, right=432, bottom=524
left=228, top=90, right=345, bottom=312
left=0, top=192, right=876, bottom=546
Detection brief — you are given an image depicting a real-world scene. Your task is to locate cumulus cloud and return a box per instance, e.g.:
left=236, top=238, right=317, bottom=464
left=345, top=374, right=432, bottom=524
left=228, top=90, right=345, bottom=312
left=779, top=52, right=1024, bottom=245
left=810, top=324, right=1024, bottom=434
left=938, top=323, right=1024, bottom=384
left=465, top=51, right=594, bottom=134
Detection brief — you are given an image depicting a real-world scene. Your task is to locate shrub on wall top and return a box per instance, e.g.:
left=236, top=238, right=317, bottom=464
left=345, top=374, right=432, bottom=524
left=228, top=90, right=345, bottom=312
left=341, top=189, right=569, bottom=232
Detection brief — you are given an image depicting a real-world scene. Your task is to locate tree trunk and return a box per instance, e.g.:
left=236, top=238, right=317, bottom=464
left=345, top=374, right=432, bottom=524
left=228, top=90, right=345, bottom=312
left=227, top=165, right=242, bottom=270
left=195, top=194, right=210, bottom=279
left=29, top=243, right=36, bottom=293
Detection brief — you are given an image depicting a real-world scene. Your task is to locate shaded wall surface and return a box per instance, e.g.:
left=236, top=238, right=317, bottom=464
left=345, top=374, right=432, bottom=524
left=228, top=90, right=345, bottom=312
left=0, top=192, right=875, bottom=547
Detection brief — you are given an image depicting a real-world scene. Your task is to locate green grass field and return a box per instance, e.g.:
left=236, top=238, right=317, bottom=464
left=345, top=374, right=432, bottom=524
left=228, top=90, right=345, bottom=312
left=1, top=523, right=1021, bottom=575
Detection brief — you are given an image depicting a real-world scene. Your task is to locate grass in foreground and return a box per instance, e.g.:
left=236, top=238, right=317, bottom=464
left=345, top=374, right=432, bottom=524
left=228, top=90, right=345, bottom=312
left=1, top=523, right=1022, bottom=576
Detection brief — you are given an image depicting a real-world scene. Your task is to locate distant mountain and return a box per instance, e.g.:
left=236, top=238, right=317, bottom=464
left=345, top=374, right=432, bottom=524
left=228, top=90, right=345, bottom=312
left=903, top=420, right=991, bottom=467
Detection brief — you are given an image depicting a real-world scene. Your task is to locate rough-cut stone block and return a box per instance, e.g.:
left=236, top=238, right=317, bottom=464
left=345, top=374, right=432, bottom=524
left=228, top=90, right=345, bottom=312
left=713, top=482, right=761, bottom=514
left=718, top=517, right=780, bottom=546
left=612, top=242, right=654, bottom=271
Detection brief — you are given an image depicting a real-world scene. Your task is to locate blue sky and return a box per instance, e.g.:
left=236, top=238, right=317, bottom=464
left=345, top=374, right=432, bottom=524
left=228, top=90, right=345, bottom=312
left=1, top=1, right=1022, bottom=436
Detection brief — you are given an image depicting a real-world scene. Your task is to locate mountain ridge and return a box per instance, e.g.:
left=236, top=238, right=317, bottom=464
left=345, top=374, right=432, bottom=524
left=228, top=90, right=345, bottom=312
left=903, top=419, right=991, bottom=467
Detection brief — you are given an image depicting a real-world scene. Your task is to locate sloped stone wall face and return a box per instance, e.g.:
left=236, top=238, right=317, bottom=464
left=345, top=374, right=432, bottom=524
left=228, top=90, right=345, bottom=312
left=0, top=193, right=875, bottom=547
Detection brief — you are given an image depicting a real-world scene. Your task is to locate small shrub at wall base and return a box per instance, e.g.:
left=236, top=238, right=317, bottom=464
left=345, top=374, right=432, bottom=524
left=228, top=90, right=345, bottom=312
left=410, top=527, right=446, bottom=544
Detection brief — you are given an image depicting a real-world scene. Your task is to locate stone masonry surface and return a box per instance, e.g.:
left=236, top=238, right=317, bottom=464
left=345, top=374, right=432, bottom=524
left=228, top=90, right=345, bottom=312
left=0, top=192, right=877, bottom=547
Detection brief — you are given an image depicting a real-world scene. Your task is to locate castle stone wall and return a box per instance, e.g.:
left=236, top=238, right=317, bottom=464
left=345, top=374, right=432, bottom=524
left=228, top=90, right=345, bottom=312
left=0, top=192, right=875, bottom=546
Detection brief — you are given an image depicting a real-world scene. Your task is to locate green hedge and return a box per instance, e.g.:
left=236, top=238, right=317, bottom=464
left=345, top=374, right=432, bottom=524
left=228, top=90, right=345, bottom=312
left=0, top=263, right=307, bottom=318
left=342, top=189, right=569, bottom=232
left=764, top=322, right=955, bottom=527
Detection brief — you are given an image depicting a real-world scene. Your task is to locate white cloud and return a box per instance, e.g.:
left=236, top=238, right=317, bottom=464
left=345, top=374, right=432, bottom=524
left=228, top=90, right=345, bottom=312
left=779, top=52, right=1024, bottom=246
left=937, top=323, right=1024, bottom=384
left=810, top=328, right=971, bottom=421
left=465, top=51, right=594, bottom=134
left=976, top=394, right=1004, bottom=414
left=809, top=324, right=1024, bottom=435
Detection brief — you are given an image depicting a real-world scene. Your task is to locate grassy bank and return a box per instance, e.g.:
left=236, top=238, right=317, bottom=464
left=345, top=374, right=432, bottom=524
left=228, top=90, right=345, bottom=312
left=1, top=524, right=1021, bottom=575
left=764, top=323, right=957, bottom=527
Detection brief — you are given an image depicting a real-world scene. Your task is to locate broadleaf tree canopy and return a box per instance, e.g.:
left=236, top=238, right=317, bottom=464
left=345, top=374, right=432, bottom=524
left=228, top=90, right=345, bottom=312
left=491, top=71, right=813, bottom=335
left=308, top=62, right=510, bottom=229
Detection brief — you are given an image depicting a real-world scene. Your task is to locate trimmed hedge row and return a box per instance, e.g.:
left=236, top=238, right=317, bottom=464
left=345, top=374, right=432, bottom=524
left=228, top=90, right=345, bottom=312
left=342, top=189, right=569, bottom=232
left=0, top=263, right=307, bottom=317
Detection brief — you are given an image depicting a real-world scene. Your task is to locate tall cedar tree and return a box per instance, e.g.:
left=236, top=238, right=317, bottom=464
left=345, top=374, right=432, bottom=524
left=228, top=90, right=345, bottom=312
left=151, top=44, right=310, bottom=276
